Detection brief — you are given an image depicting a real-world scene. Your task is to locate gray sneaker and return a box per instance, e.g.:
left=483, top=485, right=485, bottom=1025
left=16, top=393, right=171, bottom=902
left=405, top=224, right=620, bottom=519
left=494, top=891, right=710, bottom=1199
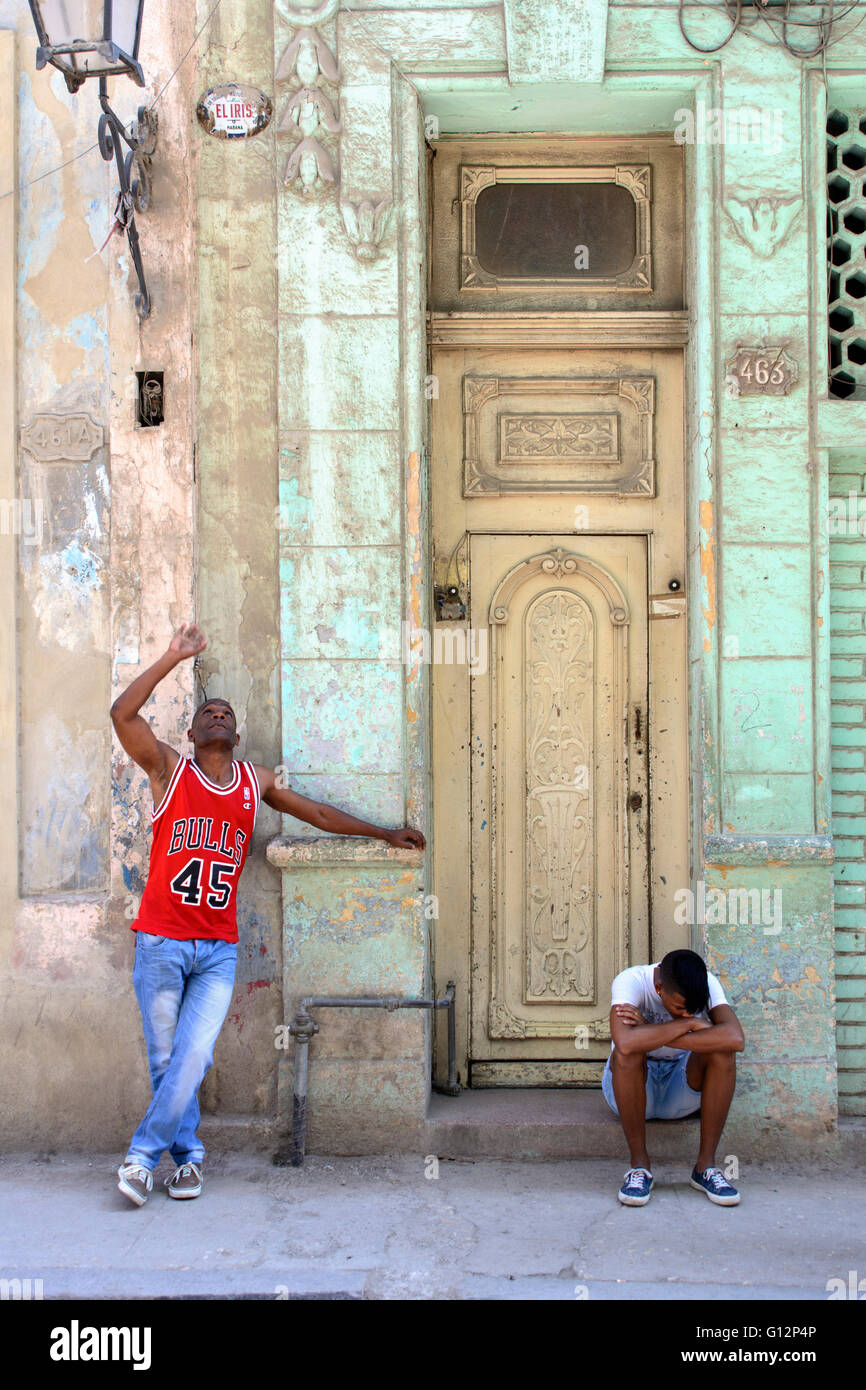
left=165, top=1162, right=203, bottom=1199
left=117, top=1162, right=153, bottom=1207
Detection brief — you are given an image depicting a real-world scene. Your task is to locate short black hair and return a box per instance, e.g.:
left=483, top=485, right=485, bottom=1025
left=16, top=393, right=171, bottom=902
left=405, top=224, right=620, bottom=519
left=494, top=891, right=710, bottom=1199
left=192, top=698, right=235, bottom=725
left=658, top=949, right=710, bottom=1014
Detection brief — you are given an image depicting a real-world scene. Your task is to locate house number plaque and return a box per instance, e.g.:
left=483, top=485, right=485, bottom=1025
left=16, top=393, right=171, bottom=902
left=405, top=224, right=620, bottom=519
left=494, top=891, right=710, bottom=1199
left=724, top=346, right=798, bottom=397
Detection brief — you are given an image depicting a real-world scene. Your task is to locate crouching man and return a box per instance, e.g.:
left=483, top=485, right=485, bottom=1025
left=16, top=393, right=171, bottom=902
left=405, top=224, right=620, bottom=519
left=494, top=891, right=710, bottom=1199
left=602, top=949, right=745, bottom=1207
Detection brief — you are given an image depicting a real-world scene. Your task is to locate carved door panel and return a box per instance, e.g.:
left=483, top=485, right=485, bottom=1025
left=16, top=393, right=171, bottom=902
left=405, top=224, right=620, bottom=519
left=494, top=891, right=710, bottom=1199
left=469, top=535, right=648, bottom=1075
left=429, top=342, right=686, bottom=1087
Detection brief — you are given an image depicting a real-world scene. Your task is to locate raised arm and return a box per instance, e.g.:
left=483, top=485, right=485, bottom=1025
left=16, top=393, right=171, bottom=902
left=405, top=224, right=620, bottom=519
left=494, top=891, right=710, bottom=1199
left=110, top=624, right=206, bottom=807
left=252, top=764, right=425, bottom=849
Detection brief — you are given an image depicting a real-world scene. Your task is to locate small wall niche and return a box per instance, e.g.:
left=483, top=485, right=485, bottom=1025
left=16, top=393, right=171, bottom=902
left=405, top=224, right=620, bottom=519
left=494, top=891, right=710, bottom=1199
left=135, top=371, right=164, bottom=427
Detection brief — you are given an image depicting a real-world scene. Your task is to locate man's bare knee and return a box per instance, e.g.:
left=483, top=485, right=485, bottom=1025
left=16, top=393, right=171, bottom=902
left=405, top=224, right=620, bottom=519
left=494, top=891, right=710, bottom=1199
left=612, top=1050, right=646, bottom=1073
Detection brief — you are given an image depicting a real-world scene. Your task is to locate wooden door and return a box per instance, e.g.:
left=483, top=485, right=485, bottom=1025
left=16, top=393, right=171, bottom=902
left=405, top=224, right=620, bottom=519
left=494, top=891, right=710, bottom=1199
left=429, top=136, right=687, bottom=1087
left=469, top=533, right=648, bottom=1077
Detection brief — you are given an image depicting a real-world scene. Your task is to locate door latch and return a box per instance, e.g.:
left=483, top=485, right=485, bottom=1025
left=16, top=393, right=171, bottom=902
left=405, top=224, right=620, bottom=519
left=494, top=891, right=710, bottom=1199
left=434, top=584, right=466, bottom=621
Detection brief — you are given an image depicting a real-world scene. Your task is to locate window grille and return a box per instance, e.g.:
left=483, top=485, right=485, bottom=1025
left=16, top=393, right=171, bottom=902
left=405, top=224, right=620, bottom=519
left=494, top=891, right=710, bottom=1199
left=828, top=110, right=866, bottom=400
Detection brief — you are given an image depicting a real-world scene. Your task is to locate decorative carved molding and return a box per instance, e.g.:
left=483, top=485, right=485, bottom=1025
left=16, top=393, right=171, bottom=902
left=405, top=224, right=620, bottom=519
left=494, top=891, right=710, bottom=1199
left=488, top=998, right=612, bottom=1040
left=277, top=25, right=340, bottom=86
left=615, top=253, right=651, bottom=289
left=500, top=412, right=618, bottom=462
left=526, top=592, right=594, bottom=1001
left=615, top=164, right=650, bottom=201
left=277, top=0, right=341, bottom=27
left=485, top=546, right=630, bottom=1040
left=279, top=85, right=341, bottom=135
left=340, top=198, right=394, bottom=261
left=618, top=376, right=654, bottom=415
left=459, top=163, right=652, bottom=293
left=276, top=15, right=340, bottom=198
left=460, top=165, right=496, bottom=202
left=275, top=2, right=393, bottom=258
left=723, top=195, right=803, bottom=257
left=283, top=134, right=337, bottom=194
left=463, top=375, right=656, bottom=496
left=488, top=999, right=528, bottom=1038
left=488, top=548, right=630, bottom=629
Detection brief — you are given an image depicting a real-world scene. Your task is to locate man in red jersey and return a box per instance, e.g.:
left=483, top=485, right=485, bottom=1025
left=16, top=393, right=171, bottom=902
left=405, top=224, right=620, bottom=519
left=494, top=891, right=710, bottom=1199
left=111, top=623, right=425, bottom=1205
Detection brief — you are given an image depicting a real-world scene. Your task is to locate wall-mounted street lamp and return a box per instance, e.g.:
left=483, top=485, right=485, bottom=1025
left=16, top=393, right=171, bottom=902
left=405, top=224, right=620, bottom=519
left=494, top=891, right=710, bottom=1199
left=28, top=2, right=158, bottom=318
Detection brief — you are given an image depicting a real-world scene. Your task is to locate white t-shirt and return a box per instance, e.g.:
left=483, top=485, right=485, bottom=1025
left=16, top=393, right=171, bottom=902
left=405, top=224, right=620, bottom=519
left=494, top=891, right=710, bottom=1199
left=609, top=962, right=728, bottom=1060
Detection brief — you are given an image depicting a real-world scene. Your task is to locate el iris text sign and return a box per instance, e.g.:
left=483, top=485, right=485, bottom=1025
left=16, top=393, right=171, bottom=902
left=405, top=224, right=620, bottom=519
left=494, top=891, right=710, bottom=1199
left=197, top=84, right=272, bottom=140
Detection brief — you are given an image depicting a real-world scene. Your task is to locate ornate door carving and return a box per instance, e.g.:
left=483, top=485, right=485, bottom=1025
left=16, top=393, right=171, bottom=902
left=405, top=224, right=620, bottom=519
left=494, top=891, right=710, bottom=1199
left=469, top=537, right=647, bottom=1071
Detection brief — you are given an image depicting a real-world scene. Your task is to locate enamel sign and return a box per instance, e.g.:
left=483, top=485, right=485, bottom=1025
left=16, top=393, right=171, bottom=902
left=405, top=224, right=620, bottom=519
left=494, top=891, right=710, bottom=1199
left=196, top=84, right=272, bottom=140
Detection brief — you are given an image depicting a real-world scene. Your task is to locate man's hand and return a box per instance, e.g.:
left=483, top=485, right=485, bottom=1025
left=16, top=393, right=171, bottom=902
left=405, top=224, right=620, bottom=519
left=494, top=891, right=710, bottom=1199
left=382, top=827, right=426, bottom=850
left=613, top=1004, right=646, bottom=1027
left=168, top=623, right=207, bottom=660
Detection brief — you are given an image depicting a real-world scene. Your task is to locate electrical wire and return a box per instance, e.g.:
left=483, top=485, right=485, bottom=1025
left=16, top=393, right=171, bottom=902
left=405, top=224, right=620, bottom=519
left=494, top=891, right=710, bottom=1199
left=149, top=0, right=223, bottom=109
left=679, top=0, right=744, bottom=53
left=678, top=0, right=863, bottom=59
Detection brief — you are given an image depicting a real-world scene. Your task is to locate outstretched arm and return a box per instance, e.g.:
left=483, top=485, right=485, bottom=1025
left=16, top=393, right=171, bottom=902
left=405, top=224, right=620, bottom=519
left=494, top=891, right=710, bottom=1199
left=110, top=624, right=206, bottom=807
left=252, top=764, right=425, bottom=849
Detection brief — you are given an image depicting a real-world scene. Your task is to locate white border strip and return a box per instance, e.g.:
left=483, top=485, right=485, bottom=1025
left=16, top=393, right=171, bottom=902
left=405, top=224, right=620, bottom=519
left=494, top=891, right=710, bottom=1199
left=152, top=754, right=187, bottom=821
left=187, top=759, right=241, bottom=796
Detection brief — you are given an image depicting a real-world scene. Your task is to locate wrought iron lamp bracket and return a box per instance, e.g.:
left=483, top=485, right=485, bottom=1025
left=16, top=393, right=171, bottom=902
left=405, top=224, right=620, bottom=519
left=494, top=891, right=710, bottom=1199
left=97, top=76, right=158, bottom=319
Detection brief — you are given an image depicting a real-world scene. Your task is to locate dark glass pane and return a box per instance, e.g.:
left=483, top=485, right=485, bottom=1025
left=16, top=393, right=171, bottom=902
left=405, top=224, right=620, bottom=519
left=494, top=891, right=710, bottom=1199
left=474, top=181, right=637, bottom=279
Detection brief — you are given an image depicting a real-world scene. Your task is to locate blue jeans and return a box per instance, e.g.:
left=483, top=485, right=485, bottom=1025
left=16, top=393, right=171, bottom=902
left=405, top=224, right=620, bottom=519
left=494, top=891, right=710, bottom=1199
left=126, top=933, right=238, bottom=1170
left=602, top=1050, right=702, bottom=1121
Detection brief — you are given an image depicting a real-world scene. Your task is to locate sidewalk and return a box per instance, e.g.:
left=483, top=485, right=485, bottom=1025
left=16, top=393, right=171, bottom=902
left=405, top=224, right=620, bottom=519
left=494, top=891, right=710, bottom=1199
left=0, top=1152, right=860, bottom=1300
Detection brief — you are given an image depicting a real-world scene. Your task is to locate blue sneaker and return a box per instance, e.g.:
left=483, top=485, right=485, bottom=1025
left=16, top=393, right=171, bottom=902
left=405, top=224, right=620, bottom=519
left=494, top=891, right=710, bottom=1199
left=618, top=1167, right=653, bottom=1206
left=690, top=1166, right=740, bottom=1206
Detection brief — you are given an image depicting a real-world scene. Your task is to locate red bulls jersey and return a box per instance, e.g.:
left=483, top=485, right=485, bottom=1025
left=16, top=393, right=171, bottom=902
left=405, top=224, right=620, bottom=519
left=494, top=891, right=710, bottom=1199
left=132, top=756, right=260, bottom=943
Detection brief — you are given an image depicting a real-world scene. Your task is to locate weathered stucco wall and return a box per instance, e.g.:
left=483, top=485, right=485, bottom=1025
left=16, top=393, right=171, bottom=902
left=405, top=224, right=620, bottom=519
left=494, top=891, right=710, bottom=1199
left=1, top=0, right=203, bottom=1149
left=3, top=0, right=865, bottom=1153
left=193, top=0, right=283, bottom=1127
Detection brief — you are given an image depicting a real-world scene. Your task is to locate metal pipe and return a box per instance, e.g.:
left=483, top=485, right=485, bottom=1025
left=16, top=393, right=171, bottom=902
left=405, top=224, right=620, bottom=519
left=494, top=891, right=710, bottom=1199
left=282, top=982, right=458, bottom=1167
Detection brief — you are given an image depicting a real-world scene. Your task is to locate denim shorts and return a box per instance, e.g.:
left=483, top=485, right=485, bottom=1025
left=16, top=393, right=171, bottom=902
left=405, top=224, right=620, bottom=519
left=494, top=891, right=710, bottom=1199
left=602, top=1050, right=702, bottom=1120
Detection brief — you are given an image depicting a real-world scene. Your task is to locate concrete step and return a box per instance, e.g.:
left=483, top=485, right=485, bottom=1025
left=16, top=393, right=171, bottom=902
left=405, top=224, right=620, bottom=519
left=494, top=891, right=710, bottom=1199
left=199, top=1098, right=866, bottom=1164
left=425, top=1090, right=866, bottom=1163
left=425, top=1088, right=700, bottom=1160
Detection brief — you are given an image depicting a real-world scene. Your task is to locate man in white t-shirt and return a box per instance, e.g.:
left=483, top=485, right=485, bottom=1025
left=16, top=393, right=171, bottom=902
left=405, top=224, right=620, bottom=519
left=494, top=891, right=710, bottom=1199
left=602, top=949, right=745, bottom=1207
